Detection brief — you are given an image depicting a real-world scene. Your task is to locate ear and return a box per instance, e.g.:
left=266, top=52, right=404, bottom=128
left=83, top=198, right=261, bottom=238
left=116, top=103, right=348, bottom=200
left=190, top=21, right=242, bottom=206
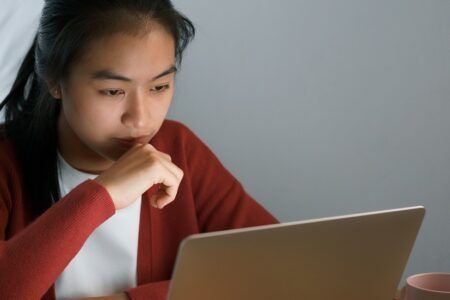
left=46, top=80, right=62, bottom=99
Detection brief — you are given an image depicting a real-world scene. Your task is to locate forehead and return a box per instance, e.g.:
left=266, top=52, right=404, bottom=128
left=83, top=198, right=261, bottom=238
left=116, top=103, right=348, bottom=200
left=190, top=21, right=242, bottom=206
left=72, top=26, right=176, bottom=80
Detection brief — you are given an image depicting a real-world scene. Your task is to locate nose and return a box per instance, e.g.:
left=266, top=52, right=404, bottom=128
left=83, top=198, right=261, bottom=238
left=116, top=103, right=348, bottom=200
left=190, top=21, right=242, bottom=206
left=121, top=90, right=150, bottom=130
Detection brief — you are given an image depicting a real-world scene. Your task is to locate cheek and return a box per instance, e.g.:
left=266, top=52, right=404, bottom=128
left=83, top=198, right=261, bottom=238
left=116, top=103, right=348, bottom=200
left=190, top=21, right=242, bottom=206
left=141, top=91, right=174, bottom=121
left=158, top=90, right=174, bottom=114
left=63, top=94, right=118, bottom=137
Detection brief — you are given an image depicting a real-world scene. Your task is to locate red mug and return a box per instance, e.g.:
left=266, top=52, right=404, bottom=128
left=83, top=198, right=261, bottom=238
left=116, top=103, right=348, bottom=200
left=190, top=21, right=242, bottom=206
left=401, top=273, right=450, bottom=300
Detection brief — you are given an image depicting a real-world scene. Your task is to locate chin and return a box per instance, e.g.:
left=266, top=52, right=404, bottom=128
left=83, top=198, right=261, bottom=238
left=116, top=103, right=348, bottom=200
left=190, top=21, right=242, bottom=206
left=93, top=145, right=125, bottom=163
left=106, top=148, right=127, bottom=161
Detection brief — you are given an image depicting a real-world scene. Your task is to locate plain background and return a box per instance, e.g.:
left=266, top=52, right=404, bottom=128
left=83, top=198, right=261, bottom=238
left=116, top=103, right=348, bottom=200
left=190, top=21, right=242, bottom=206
left=1, top=0, right=449, bottom=285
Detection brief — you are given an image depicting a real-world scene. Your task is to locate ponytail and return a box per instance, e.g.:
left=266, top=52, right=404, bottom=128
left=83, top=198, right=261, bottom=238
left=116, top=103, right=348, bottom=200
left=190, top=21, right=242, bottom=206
left=1, top=36, right=61, bottom=218
left=0, top=36, right=37, bottom=121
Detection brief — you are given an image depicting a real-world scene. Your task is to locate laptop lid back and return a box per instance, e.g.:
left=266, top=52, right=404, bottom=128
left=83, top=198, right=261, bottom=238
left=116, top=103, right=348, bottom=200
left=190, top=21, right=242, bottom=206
left=168, top=206, right=425, bottom=300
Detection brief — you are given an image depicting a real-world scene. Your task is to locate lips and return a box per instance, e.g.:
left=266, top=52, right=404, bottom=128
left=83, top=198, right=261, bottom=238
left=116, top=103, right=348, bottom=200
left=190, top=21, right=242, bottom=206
left=115, top=136, right=150, bottom=147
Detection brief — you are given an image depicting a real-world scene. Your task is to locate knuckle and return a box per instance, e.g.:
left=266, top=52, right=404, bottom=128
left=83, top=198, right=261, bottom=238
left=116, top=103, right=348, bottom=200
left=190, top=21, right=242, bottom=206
left=141, top=144, right=153, bottom=153
left=148, top=151, right=159, bottom=160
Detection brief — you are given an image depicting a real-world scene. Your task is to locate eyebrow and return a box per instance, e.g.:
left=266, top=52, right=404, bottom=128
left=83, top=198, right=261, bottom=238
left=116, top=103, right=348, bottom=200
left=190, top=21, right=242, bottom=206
left=91, top=65, right=178, bottom=82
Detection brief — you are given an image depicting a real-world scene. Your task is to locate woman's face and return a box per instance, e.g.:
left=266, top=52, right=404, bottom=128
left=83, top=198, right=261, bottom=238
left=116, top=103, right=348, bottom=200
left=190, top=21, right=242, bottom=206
left=55, top=24, right=176, bottom=174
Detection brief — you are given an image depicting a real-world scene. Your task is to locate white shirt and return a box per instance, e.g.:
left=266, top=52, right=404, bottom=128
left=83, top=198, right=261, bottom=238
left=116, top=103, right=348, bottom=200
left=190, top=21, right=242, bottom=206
left=55, top=152, right=141, bottom=299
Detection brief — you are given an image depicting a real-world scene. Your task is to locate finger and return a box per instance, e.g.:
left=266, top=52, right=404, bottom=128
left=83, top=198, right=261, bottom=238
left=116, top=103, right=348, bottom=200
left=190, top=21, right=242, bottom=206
left=141, top=149, right=179, bottom=180
left=116, top=143, right=144, bottom=161
left=149, top=163, right=180, bottom=207
left=146, top=144, right=172, bottom=161
left=155, top=155, right=184, bottom=181
left=152, top=148, right=172, bottom=162
left=150, top=176, right=179, bottom=209
left=140, top=144, right=171, bottom=161
left=159, top=152, right=172, bottom=162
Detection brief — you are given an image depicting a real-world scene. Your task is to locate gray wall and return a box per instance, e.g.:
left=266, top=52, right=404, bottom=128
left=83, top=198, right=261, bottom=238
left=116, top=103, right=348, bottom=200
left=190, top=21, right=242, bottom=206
left=1, top=0, right=449, bottom=285
left=169, top=0, right=450, bottom=283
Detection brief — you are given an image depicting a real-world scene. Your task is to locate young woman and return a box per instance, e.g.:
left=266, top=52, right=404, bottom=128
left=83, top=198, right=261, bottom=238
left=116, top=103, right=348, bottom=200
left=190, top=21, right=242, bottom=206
left=0, top=1, right=278, bottom=299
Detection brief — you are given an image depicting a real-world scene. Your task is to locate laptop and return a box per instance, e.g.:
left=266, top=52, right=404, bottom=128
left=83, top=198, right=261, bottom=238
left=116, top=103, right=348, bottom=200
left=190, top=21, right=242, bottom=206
left=168, top=206, right=425, bottom=300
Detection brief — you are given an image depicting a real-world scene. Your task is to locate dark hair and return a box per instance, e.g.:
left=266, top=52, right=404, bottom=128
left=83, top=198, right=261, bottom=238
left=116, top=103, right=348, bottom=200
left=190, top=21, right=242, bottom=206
left=0, top=0, right=195, bottom=218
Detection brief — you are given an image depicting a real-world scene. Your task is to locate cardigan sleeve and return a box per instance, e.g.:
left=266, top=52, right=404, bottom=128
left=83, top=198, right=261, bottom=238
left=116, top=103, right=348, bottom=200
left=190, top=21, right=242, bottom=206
left=182, top=125, right=279, bottom=232
left=0, top=179, right=116, bottom=300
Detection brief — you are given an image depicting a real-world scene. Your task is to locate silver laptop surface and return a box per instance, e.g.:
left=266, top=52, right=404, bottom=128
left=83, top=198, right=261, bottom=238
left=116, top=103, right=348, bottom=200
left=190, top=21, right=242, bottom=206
left=168, top=206, right=425, bottom=300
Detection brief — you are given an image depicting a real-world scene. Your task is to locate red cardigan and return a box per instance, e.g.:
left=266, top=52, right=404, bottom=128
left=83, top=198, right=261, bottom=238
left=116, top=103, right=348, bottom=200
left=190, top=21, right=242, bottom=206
left=0, top=119, right=278, bottom=299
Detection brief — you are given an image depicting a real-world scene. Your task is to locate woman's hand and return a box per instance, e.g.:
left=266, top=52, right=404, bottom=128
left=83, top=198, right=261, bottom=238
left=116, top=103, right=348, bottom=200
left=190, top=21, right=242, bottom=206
left=95, top=143, right=184, bottom=210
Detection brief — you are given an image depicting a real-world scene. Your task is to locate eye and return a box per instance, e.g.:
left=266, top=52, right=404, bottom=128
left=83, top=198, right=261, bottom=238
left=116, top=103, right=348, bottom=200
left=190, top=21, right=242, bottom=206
left=100, top=89, right=125, bottom=97
left=151, top=84, right=170, bottom=93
